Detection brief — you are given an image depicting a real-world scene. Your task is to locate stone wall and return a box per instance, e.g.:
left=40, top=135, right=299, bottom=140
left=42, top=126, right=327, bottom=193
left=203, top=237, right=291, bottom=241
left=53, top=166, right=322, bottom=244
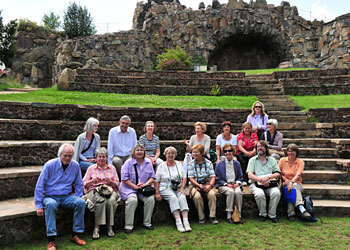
left=309, top=108, right=350, bottom=123
left=11, top=23, right=63, bottom=87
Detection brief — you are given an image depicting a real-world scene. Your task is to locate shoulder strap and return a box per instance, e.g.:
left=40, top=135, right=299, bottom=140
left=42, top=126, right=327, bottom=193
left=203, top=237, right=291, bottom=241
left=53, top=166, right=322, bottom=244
left=133, top=163, right=139, bottom=185
left=81, top=133, right=95, bottom=155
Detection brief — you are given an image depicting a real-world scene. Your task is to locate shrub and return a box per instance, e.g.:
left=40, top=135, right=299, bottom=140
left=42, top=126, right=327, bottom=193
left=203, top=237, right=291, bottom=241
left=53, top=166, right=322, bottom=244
left=156, top=46, right=192, bottom=71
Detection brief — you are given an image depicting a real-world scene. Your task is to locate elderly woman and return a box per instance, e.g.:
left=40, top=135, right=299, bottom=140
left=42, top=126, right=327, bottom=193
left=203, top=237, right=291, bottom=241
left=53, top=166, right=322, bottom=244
left=154, top=147, right=191, bottom=233
left=215, top=144, right=244, bottom=224
left=139, top=121, right=163, bottom=169
left=216, top=121, right=237, bottom=163
left=246, top=101, right=269, bottom=135
left=188, top=144, right=218, bottom=224
left=119, top=144, right=155, bottom=234
left=74, top=117, right=101, bottom=173
left=237, top=122, right=259, bottom=185
left=183, top=122, right=211, bottom=172
left=279, top=144, right=312, bottom=221
left=261, top=119, right=284, bottom=157
left=83, top=147, right=119, bottom=239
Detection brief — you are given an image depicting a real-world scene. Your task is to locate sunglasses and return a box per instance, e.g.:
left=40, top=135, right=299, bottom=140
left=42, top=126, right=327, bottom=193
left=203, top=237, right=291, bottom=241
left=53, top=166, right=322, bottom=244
left=267, top=123, right=272, bottom=125
left=223, top=149, right=233, bottom=153
left=255, top=106, right=262, bottom=108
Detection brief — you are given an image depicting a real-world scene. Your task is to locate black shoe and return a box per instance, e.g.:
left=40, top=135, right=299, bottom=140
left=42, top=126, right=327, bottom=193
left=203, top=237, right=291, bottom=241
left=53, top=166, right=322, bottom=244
left=210, top=217, right=219, bottom=224
left=288, top=215, right=295, bottom=222
left=269, top=217, right=279, bottom=223
left=301, top=211, right=312, bottom=220
left=226, top=218, right=234, bottom=224
left=124, top=229, right=133, bottom=234
left=259, top=216, right=267, bottom=222
left=239, top=217, right=244, bottom=224
left=143, top=225, right=155, bottom=230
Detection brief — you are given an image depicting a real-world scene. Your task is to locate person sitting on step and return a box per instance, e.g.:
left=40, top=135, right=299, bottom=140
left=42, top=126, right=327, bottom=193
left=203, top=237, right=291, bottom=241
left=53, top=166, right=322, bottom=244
left=260, top=119, right=284, bottom=158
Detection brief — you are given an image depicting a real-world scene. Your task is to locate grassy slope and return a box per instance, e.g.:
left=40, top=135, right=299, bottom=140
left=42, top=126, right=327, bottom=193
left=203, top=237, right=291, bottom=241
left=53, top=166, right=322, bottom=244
left=291, top=94, right=350, bottom=111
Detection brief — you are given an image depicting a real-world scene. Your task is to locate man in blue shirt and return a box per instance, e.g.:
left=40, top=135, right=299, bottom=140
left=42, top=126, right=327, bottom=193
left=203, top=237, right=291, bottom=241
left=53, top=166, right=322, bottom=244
left=108, top=115, right=137, bottom=178
left=35, top=143, right=86, bottom=250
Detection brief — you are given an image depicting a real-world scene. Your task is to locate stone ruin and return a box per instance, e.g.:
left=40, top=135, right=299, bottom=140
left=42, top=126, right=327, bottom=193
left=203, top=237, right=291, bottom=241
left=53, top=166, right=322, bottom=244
left=10, top=0, right=350, bottom=87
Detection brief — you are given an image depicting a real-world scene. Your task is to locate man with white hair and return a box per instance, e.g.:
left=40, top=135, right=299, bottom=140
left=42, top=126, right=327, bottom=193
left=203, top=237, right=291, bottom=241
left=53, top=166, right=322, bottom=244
left=34, top=143, right=86, bottom=250
left=108, top=115, right=137, bottom=178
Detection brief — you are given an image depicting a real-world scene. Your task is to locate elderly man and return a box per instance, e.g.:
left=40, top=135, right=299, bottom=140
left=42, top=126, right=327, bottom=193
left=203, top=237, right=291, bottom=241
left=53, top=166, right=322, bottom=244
left=108, top=115, right=137, bottom=178
left=247, top=140, right=281, bottom=223
left=34, top=143, right=86, bottom=250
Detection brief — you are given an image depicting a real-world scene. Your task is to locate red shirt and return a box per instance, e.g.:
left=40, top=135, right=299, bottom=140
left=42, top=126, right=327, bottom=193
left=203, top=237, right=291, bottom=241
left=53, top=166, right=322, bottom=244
left=236, top=132, right=258, bottom=154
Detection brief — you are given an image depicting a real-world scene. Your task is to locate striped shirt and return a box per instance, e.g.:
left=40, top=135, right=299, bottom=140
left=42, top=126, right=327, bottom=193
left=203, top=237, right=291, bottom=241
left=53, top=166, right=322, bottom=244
left=139, top=133, right=160, bottom=157
left=188, top=158, right=215, bottom=183
left=83, top=164, right=119, bottom=192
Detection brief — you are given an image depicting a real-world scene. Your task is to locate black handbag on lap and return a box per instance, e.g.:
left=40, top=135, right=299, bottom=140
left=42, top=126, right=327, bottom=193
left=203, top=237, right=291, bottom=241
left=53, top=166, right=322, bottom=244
left=133, top=163, right=155, bottom=197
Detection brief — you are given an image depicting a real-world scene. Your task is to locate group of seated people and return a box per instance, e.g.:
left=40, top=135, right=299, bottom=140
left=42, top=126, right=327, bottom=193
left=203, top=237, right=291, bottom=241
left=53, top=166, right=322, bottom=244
left=34, top=101, right=310, bottom=250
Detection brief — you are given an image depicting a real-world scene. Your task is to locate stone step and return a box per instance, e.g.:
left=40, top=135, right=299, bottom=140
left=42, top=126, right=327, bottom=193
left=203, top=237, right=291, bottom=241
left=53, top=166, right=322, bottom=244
left=270, top=116, right=307, bottom=123
left=268, top=110, right=307, bottom=116
left=312, top=200, right=350, bottom=216
left=303, top=184, right=350, bottom=200
left=255, top=90, right=284, bottom=95
left=257, top=95, right=291, bottom=100
left=296, top=148, right=339, bottom=158
left=303, top=170, right=347, bottom=184
left=0, top=166, right=41, bottom=201
left=302, top=158, right=347, bottom=170
left=283, top=138, right=331, bottom=148
left=264, top=105, right=301, bottom=111
left=279, top=130, right=321, bottom=138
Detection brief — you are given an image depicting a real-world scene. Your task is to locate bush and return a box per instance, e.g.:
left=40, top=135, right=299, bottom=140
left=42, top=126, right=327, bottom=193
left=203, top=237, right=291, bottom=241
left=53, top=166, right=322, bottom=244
left=0, top=11, right=17, bottom=68
left=42, top=11, right=61, bottom=32
left=156, top=46, right=192, bottom=71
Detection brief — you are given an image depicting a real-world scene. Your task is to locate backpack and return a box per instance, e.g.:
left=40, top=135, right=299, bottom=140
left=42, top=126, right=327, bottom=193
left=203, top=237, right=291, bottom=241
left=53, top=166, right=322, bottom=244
left=303, top=196, right=318, bottom=222
left=208, top=149, right=217, bottom=164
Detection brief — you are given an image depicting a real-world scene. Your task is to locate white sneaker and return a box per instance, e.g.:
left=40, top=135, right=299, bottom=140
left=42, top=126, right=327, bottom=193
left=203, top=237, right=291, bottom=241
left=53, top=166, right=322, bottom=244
left=107, top=226, right=115, bottom=237
left=92, top=228, right=99, bottom=240
left=176, top=223, right=186, bottom=233
left=183, top=222, right=192, bottom=232
left=243, top=181, right=248, bottom=186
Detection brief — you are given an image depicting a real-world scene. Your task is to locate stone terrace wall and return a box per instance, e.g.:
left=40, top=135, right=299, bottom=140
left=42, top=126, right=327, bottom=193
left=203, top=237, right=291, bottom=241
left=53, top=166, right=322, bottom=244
left=309, top=108, right=350, bottom=123
left=53, top=0, right=326, bottom=83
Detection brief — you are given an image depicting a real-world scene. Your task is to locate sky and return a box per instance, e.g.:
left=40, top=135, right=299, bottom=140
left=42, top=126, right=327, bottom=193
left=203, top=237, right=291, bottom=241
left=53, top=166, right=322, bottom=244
left=2, top=0, right=350, bottom=34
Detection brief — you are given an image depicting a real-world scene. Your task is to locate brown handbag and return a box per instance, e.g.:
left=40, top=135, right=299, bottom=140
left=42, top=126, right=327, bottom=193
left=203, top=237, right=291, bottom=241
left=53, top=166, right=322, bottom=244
left=232, top=205, right=240, bottom=223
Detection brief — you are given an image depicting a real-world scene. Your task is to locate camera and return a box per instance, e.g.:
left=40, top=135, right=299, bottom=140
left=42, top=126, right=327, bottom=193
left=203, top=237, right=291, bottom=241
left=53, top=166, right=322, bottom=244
left=171, top=179, right=181, bottom=190
left=197, top=179, right=207, bottom=185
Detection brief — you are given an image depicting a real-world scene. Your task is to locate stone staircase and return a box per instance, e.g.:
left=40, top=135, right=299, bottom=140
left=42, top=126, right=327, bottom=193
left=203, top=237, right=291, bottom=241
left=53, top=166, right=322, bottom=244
left=0, top=72, right=350, bottom=245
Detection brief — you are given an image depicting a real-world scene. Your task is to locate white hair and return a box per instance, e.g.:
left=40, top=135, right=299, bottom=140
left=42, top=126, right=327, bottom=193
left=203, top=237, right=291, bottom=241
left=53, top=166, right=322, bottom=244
left=57, top=143, right=75, bottom=157
left=84, top=117, right=99, bottom=132
left=267, top=119, right=278, bottom=129
left=120, top=115, right=131, bottom=123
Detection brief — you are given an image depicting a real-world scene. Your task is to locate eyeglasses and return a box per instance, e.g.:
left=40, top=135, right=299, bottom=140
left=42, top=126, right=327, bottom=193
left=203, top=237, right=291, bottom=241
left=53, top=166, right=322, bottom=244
left=223, top=149, right=233, bottom=153
left=255, top=106, right=262, bottom=108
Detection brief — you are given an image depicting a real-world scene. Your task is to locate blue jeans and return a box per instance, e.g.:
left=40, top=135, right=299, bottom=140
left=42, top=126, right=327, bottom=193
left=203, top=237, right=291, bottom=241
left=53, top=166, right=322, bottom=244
left=43, top=195, right=85, bottom=236
left=79, top=160, right=94, bottom=172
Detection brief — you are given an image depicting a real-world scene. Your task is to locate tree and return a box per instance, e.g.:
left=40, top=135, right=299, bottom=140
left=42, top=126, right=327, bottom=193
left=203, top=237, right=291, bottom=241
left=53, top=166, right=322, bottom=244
left=42, top=11, right=61, bottom=32
left=63, top=2, right=96, bottom=38
left=0, top=11, right=17, bottom=68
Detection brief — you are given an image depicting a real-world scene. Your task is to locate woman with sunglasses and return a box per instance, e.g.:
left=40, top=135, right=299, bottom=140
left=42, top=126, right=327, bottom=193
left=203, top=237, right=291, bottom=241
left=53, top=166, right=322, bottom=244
left=215, top=144, right=244, bottom=224
left=262, top=119, right=284, bottom=157
left=246, top=101, right=268, bottom=137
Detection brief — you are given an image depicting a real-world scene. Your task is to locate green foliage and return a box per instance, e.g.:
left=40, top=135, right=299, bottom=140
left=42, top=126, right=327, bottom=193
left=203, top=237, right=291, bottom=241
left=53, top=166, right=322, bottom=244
left=156, top=46, right=192, bottom=71
left=42, top=11, right=61, bottom=32
left=63, top=2, right=96, bottom=38
left=0, top=11, right=17, bottom=68
left=18, top=19, right=38, bottom=32
left=192, top=55, right=207, bottom=66
left=210, top=84, right=221, bottom=96
left=0, top=86, right=256, bottom=109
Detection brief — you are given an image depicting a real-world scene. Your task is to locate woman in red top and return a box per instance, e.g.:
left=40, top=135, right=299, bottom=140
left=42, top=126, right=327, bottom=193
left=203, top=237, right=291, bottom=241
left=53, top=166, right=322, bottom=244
left=236, top=122, right=258, bottom=185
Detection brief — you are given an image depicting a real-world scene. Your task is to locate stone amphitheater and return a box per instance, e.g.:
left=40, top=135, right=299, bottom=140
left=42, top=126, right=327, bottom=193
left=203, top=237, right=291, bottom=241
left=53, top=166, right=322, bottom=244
left=2, top=0, right=350, bottom=247
left=1, top=68, right=350, bottom=246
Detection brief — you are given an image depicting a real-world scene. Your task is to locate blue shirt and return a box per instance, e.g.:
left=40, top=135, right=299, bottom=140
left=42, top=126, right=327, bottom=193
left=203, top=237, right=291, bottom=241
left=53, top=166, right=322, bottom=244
left=34, top=158, right=84, bottom=209
left=188, top=158, right=215, bottom=183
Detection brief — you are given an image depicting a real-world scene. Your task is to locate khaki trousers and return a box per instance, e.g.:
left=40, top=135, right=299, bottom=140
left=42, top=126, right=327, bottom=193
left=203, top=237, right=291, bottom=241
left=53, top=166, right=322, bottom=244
left=189, top=186, right=217, bottom=220
left=285, top=183, right=304, bottom=216
left=124, top=195, right=155, bottom=230
left=94, top=191, right=119, bottom=226
left=250, top=183, right=281, bottom=218
left=218, top=186, right=243, bottom=217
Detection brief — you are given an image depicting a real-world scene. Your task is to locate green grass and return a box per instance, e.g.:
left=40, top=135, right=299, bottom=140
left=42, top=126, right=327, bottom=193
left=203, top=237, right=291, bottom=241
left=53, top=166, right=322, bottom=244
left=0, top=86, right=256, bottom=109
left=4, top=217, right=350, bottom=249
left=229, top=68, right=317, bottom=75
left=0, top=77, right=25, bottom=91
left=291, top=94, right=350, bottom=111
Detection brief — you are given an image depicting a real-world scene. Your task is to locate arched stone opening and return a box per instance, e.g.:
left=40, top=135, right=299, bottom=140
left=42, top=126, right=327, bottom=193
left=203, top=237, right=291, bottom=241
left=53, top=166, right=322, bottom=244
left=208, top=33, right=285, bottom=70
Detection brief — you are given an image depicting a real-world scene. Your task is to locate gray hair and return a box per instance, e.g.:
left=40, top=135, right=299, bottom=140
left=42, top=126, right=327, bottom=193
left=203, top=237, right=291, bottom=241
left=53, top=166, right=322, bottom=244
left=84, top=117, right=99, bottom=132
left=57, top=143, right=75, bottom=157
left=267, top=119, right=278, bottom=129
left=95, top=147, right=108, bottom=158
left=164, top=146, right=177, bottom=156
left=120, top=115, right=131, bottom=123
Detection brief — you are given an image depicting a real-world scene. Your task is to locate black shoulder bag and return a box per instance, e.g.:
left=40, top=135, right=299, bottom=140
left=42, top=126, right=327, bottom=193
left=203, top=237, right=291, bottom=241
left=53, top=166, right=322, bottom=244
left=133, top=163, right=155, bottom=196
left=79, top=134, right=95, bottom=161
